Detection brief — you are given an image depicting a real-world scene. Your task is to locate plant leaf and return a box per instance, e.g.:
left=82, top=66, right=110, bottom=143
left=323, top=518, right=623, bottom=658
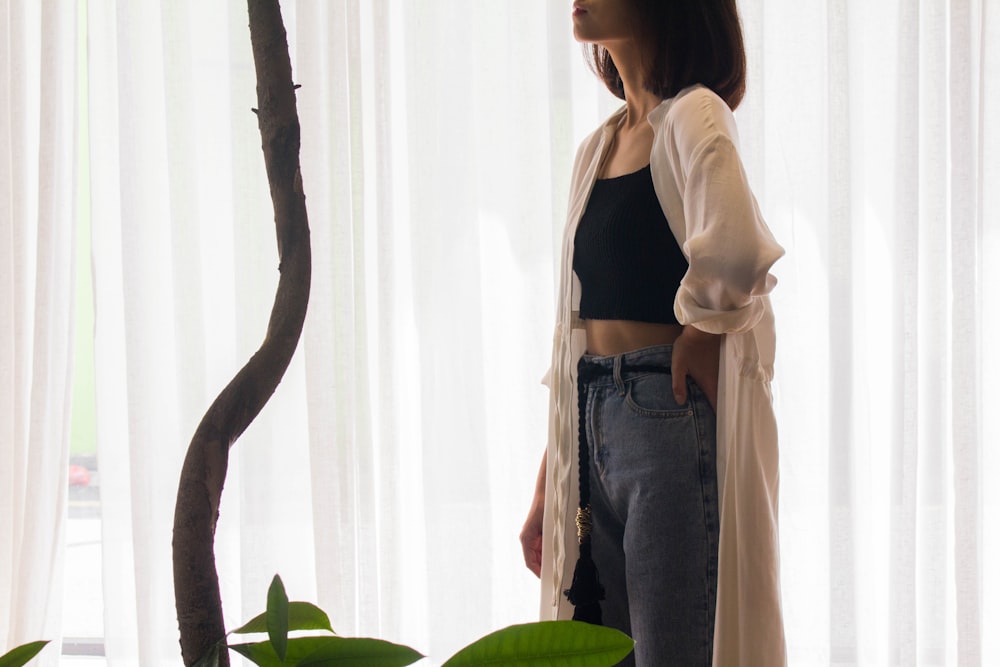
left=231, top=602, right=335, bottom=635
left=230, top=636, right=423, bottom=667
left=0, top=641, right=50, bottom=667
left=440, top=621, right=633, bottom=667
left=231, top=641, right=280, bottom=667
left=266, top=575, right=290, bottom=661
left=295, top=637, right=424, bottom=667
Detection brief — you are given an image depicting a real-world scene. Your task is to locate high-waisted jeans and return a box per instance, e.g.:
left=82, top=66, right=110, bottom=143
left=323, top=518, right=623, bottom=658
left=578, top=344, right=719, bottom=666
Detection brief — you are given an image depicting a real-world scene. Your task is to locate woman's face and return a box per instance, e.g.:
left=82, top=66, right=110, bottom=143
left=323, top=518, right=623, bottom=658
left=571, top=0, right=639, bottom=45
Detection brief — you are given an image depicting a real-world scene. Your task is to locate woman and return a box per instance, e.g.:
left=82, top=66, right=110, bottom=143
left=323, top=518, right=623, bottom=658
left=519, top=1, right=786, bottom=665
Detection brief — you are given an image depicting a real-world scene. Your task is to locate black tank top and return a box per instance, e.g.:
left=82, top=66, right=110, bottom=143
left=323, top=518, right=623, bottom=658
left=573, top=165, right=687, bottom=324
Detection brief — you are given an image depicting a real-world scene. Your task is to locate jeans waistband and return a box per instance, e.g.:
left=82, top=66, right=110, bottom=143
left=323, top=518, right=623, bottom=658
left=578, top=343, right=673, bottom=387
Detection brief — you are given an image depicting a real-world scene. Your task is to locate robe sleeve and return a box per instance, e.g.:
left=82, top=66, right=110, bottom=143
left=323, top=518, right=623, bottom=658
left=672, top=118, right=784, bottom=334
left=654, top=88, right=787, bottom=666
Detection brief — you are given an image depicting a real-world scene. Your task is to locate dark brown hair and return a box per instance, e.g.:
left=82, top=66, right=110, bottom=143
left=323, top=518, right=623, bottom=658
left=587, top=0, right=747, bottom=110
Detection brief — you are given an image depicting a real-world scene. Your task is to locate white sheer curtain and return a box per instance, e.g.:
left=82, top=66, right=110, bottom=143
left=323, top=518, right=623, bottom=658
left=84, top=1, right=602, bottom=664
left=738, top=0, right=999, bottom=664
left=3, top=0, right=999, bottom=665
left=1, top=1, right=77, bottom=664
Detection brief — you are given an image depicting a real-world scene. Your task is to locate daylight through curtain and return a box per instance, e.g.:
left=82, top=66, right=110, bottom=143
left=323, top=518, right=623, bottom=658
left=1, top=2, right=77, bottom=664
left=738, top=0, right=999, bottom=664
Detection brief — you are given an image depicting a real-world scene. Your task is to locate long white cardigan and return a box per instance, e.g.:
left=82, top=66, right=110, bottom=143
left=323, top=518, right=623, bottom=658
left=539, top=85, right=787, bottom=665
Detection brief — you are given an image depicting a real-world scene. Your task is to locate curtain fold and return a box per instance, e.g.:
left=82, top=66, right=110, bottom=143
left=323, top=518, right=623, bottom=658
left=982, top=0, right=1000, bottom=661
left=948, top=3, right=982, bottom=664
left=0, top=1, right=77, bottom=664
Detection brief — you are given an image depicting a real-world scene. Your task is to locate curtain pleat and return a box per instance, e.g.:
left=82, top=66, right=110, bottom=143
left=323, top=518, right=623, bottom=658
left=825, top=0, right=859, bottom=663
left=891, top=0, right=922, bottom=663
left=949, top=2, right=983, bottom=664
left=980, top=0, right=1000, bottom=663
left=86, top=0, right=136, bottom=658
left=1, top=1, right=77, bottom=664
left=297, top=0, right=382, bottom=639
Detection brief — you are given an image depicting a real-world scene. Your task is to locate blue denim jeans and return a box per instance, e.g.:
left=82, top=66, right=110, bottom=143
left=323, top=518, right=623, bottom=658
left=579, top=344, right=719, bottom=666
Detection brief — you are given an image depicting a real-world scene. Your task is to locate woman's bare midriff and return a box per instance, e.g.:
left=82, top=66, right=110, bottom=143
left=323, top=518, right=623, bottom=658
left=584, top=319, right=685, bottom=356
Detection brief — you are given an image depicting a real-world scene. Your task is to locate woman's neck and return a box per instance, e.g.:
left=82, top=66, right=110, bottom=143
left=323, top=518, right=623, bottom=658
left=606, top=44, right=662, bottom=129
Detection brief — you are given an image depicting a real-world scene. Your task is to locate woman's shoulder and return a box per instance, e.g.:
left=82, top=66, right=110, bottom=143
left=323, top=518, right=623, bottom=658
left=654, top=85, right=736, bottom=144
left=653, top=85, right=740, bottom=153
left=669, top=85, right=733, bottom=118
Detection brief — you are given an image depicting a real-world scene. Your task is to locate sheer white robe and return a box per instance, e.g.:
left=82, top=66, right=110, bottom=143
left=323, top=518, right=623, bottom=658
left=540, top=85, right=787, bottom=666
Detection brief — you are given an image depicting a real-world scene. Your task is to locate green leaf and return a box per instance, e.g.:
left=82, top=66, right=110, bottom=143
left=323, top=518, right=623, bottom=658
left=231, top=602, right=335, bottom=635
left=230, top=641, right=279, bottom=667
left=295, top=637, right=424, bottom=667
left=441, top=621, right=633, bottom=667
left=0, top=641, right=50, bottom=667
left=267, top=575, right=290, bottom=662
left=230, top=636, right=423, bottom=667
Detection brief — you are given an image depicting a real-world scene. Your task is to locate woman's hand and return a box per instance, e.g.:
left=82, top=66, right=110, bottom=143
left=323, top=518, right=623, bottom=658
left=520, top=498, right=545, bottom=578
left=671, top=325, right=721, bottom=412
left=520, top=453, right=547, bottom=578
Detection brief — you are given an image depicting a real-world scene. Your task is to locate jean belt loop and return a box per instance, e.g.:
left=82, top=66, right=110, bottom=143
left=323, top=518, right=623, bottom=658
left=613, top=354, right=625, bottom=395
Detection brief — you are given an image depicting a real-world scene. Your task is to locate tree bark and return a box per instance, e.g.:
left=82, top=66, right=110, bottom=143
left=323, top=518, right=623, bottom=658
left=172, top=1, right=310, bottom=664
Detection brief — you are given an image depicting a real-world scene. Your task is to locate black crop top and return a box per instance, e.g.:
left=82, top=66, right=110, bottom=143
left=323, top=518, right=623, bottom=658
left=573, top=165, right=687, bottom=324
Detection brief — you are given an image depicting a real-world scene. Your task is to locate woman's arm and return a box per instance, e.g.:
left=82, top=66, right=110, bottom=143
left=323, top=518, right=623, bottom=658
left=519, top=451, right=547, bottom=578
left=664, top=90, right=784, bottom=335
left=675, top=134, right=783, bottom=334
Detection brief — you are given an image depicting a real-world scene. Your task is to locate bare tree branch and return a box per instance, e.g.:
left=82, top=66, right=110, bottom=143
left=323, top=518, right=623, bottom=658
left=172, top=1, right=310, bottom=663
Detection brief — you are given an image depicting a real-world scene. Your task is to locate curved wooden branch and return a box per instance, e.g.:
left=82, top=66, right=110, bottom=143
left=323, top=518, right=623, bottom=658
left=172, top=1, right=310, bottom=664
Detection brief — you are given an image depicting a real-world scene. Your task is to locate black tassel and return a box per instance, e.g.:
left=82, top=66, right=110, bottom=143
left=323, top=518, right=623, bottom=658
left=564, top=541, right=605, bottom=625
left=566, top=360, right=606, bottom=625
